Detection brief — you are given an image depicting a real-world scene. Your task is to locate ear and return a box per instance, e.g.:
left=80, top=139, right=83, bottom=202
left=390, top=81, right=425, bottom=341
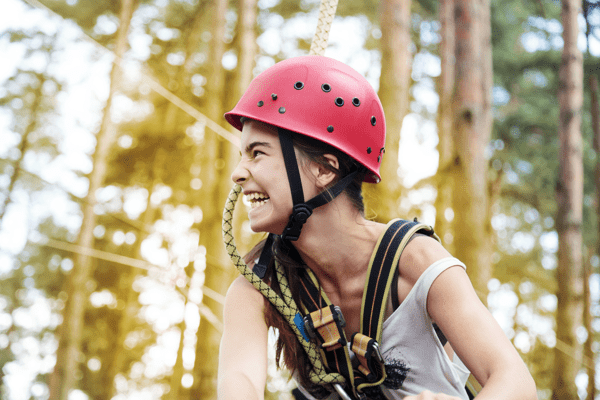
left=312, top=154, right=339, bottom=189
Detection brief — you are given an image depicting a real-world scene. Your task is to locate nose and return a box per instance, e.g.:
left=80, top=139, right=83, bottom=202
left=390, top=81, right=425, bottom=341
left=231, top=160, right=250, bottom=185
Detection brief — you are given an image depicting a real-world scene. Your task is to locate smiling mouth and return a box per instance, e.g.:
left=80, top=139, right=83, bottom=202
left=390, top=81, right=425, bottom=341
left=246, top=193, right=270, bottom=209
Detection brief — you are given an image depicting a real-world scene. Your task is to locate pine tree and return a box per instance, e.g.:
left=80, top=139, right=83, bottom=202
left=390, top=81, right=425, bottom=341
left=552, top=0, right=584, bottom=398
left=49, top=1, right=139, bottom=398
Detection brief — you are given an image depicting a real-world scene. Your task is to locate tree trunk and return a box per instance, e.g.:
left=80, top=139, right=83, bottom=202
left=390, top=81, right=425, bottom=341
left=163, top=0, right=208, bottom=132
left=168, top=320, right=188, bottom=400
left=552, top=0, right=584, bottom=398
left=479, top=0, right=494, bottom=294
left=434, top=0, right=455, bottom=253
left=584, top=250, right=595, bottom=400
left=451, top=0, right=491, bottom=297
left=0, top=72, right=45, bottom=224
left=189, top=0, right=232, bottom=399
left=364, top=0, right=412, bottom=223
left=234, top=0, right=257, bottom=102
left=587, top=74, right=600, bottom=400
left=48, top=1, right=138, bottom=399
left=229, top=0, right=258, bottom=263
left=108, top=153, right=160, bottom=397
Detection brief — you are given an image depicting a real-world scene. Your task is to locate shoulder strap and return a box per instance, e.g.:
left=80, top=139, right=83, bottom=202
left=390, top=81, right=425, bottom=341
left=360, top=219, right=435, bottom=342
left=375, top=222, right=481, bottom=399
left=348, top=219, right=436, bottom=396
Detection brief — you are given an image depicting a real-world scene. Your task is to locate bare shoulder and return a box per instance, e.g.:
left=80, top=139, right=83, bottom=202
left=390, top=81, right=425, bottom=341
left=398, top=234, right=453, bottom=286
left=224, top=275, right=265, bottom=319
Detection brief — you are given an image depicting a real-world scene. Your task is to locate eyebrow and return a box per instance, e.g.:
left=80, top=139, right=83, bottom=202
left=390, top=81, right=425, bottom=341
left=241, top=141, right=272, bottom=155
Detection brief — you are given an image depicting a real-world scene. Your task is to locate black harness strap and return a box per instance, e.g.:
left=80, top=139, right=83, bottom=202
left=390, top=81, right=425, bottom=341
left=353, top=219, right=435, bottom=395
left=361, top=220, right=416, bottom=341
left=298, top=268, right=359, bottom=399
left=253, top=233, right=275, bottom=279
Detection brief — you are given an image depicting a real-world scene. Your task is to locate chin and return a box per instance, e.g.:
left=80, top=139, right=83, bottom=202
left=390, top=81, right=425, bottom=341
left=248, top=218, right=287, bottom=236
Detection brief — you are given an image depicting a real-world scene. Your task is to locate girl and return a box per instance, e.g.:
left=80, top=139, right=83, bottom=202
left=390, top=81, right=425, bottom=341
left=217, top=56, right=537, bottom=400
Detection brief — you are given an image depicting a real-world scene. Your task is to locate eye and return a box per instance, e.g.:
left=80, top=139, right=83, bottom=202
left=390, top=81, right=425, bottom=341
left=252, top=149, right=265, bottom=158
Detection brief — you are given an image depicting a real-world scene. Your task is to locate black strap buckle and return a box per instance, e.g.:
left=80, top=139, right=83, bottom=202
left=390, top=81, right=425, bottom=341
left=253, top=234, right=275, bottom=279
left=281, top=203, right=313, bottom=241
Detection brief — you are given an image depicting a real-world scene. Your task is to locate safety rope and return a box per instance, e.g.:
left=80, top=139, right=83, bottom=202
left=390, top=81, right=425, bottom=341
left=222, top=184, right=346, bottom=386
left=309, top=0, right=340, bottom=56
left=221, top=0, right=348, bottom=390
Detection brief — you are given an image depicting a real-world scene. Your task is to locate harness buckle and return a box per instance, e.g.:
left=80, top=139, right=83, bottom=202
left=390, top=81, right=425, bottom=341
left=372, top=341, right=384, bottom=364
left=350, top=333, right=386, bottom=383
left=303, top=305, right=347, bottom=350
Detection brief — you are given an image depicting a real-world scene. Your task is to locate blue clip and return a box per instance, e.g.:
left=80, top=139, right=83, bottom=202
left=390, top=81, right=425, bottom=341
left=294, top=313, right=310, bottom=342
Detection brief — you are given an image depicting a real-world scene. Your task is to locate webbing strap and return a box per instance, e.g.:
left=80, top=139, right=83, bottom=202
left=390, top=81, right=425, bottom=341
left=360, top=219, right=434, bottom=342
left=278, top=129, right=305, bottom=206
left=253, top=233, right=275, bottom=279
left=298, top=269, right=359, bottom=399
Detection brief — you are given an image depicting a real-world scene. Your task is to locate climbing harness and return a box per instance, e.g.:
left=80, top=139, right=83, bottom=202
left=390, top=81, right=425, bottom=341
left=297, top=219, right=481, bottom=399
left=224, top=190, right=481, bottom=398
left=298, top=219, right=438, bottom=399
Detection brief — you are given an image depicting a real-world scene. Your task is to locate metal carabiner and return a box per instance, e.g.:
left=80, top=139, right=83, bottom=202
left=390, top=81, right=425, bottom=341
left=333, top=384, right=353, bottom=400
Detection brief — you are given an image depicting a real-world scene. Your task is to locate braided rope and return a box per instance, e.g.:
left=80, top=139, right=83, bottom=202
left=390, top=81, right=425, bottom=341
left=309, top=0, right=339, bottom=56
left=222, top=0, right=342, bottom=388
left=222, top=184, right=345, bottom=386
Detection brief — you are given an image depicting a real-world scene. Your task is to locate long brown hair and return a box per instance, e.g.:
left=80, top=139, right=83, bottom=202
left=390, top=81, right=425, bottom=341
left=242, top=130, right=366, bottom=397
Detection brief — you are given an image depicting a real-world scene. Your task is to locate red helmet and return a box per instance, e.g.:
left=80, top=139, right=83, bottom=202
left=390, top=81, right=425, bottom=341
left=224, top=55, right=386, bottom=183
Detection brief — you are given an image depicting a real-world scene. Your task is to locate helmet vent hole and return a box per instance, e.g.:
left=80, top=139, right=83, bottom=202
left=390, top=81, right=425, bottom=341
left=367, top=147, right=372, bottom=154
left=322, top=83, right=331, bottom=92
left=327, top=125, right=334, bottom=133
left=335, top=97, right=344, bottom=107
left=279, top=107, right=286, bottom=114
left=352, top=98, right=360, bottom=107
left=294, top=81, right=304, bottom=90
left=371, top=116, right=377, bottom=126
left=257, top=101, right=264, bottom=107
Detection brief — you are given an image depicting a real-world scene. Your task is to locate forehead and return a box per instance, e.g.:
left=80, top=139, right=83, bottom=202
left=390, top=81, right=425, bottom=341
left=240, top=120, right=279, bottom=145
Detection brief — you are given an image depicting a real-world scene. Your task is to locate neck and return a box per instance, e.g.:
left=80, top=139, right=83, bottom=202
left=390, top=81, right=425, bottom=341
left=289, top=197, right=384, bottom=291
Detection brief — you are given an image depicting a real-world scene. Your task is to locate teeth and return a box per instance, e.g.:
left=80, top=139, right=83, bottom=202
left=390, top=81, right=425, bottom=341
left=245, top=192, right=270, bottom=209
left=250, top=199, right=269, bottom=209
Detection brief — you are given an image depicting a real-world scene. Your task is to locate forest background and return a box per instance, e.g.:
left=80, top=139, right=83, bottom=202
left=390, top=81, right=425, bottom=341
left=1, top=0, right=599, bottom=399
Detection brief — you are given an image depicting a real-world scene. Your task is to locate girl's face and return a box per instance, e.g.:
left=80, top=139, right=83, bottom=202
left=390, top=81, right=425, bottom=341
left=231, top=120, right=317, bottom=234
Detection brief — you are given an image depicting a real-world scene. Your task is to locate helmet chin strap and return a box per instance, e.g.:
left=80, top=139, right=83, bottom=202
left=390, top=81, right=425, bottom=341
left=278, top=128, right=358, bottom=241
left=252, top=128, right=358, bottom=278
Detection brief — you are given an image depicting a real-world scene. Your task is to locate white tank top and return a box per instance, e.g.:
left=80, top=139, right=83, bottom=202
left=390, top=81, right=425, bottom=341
left=297, top=257, right=471, bottom=400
